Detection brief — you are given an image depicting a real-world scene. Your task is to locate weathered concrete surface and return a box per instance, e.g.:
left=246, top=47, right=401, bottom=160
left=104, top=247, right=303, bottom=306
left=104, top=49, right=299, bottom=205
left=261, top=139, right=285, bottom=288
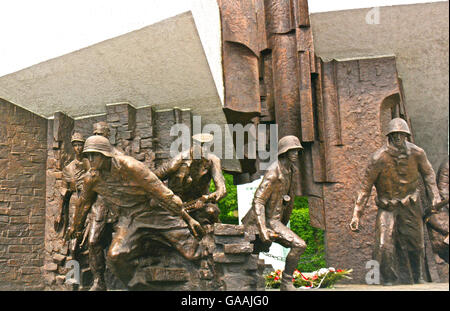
left=0, top=11, right=240, bottom=172
left=0, top=12, right=222, bottom=121
left=310, top=2, right=449, bottom=171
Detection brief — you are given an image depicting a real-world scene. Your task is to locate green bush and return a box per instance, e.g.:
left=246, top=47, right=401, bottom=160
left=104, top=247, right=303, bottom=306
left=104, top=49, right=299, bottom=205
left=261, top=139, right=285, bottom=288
left=210, top=173, right=238, bottom=224
left=290, top=197, right=326, bottom=272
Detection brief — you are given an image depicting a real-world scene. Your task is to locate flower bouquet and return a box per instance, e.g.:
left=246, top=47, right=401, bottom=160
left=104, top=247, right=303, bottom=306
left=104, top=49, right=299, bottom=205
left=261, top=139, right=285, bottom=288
left=264, top=269, right=283, bottom=289
left=265, top=268, right=352, bottom=289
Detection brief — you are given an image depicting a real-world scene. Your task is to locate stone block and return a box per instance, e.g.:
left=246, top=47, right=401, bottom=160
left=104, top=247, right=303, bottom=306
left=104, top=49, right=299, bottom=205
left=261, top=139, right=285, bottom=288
left=52, top=253, right=66, bottom=265
left=214, top=224, right=245, bottom=236
left=8, top=245, right=32, bottom=253
left=143, top=267, right=188, bottom=282
left=140, top=138, right=153, bottom=149
left=213, top=253, right=246, bottom=263
left=224, top=243, right=254, bottom=254
left=44, top=263, right=58, bottom=272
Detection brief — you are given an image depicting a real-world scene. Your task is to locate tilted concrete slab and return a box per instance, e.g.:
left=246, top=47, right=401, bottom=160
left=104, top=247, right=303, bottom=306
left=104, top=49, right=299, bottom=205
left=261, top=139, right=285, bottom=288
left=0, top=9, right=240, bottom=172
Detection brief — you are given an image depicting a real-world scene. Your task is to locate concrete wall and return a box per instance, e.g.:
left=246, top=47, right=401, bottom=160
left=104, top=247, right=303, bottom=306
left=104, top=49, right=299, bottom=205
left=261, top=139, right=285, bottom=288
left=0, top=98, right=47, bottom=290
left=310, top=1, right=449, bottom=171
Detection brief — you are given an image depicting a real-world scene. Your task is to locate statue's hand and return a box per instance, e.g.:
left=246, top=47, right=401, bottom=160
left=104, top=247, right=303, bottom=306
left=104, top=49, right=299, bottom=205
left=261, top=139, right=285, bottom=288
left=432, top=197, right=442, bottom=212
left=260, top=228, right=276, bottom=243
left=349, top=216, right=360, bottom=232
left=187, top=217, right=205, bottom=239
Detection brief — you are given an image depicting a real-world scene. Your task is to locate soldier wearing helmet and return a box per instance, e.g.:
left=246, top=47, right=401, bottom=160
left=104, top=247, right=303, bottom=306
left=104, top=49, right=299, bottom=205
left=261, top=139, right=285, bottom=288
left=54, top=133, right=90, bottom=254
left=350, top=118, right=441, bottom=285
left=242, top=135, right=306, bottom=291
left=154, top=133, right=227, bottom=226
left=67, top=135, right=205, bottom=289
left=81, top=121, right=123, bottom=291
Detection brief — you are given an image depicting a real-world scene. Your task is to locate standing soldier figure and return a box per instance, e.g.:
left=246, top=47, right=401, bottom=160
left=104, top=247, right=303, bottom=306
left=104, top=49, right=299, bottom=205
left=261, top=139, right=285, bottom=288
left=54, top=133, right=89, bottom=247
left=349, top=118, right=441, bottom=285
left=154, top=133, right=227, bottom=226
left=242, top=135, right=306, bottom=291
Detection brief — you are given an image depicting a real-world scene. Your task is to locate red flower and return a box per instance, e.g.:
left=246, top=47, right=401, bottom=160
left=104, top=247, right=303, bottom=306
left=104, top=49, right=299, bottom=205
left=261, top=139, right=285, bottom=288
left=274, top=276, right=280, bottom=281
left=312, top=275, right=318, bottom=280
left=337, top=269, right=343, bottom=273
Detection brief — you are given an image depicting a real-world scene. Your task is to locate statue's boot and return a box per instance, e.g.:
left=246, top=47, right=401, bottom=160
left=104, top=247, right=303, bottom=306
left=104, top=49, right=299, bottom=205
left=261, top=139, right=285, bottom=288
left=89, top=244, right=107, bottom=291
left=280, top=273, right=297, bottom=291
left=90, top=275, right=107, bottom=291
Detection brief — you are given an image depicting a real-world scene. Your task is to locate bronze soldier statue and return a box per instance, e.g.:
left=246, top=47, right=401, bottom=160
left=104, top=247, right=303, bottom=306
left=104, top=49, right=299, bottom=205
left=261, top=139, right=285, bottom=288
left=54, top=133, right=89, bottom=247
left=350, top=118, right=441, bottom=285
left=154, top=133, right=227, bottom=226
left=67, top=135, right=204, bottom=289
left=242, top=135, right=306, bottom=291
left=85, top=121, right=122, bottom=291
left=425, top=158, right=449, bottom=263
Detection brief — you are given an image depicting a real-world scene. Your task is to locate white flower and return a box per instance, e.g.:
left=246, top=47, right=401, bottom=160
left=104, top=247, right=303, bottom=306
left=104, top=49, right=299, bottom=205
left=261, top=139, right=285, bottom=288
left=318, top=268, right=329, bottom=277
left=329, top=267, right=336, bottom=273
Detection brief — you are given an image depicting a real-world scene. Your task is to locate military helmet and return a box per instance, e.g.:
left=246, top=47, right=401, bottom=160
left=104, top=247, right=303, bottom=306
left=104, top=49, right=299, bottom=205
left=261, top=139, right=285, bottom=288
left=83, top=135, right=113, bottom=158
left=278, top=135, right=303, bottom=156
left=93, top=121, right=110, bottom=138
left=192, top=133, right=214, bottom=144
left=71, top=132, right=85, bottom=144
left=386, top=118, right=411, bottom=136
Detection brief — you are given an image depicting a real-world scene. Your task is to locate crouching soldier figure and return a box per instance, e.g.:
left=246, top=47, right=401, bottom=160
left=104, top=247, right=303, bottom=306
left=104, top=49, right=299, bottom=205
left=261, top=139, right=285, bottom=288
left=67, top=135, right=205, bottom=289
left=154, top=133, right=227, bottom=226
left=242, top=135, right=306, bottom=291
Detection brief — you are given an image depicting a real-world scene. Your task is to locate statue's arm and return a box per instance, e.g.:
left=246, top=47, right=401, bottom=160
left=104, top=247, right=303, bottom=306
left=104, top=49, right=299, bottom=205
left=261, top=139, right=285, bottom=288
left=210, top=157, right=227, bottom=202
left=129, top=159, right=204, bottom=237
left=253, top=174, right=274, bottom=240
left=417, top=149, right=441, bottom=205
left=70, top=174, right=96, bottom=237
left=353, top=157, right=380, bottom=219
left=153, top=153, right=183, bottom=181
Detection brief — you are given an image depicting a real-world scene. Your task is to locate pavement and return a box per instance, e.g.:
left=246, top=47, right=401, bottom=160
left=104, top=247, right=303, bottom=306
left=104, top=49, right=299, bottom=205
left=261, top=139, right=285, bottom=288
left=286, top=283, right=449, bottom=291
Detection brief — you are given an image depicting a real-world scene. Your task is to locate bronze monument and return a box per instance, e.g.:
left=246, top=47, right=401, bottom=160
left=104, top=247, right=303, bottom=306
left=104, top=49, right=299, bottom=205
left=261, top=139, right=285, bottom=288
left=242, top=135, right=306, bottom=291
left=67, top=135, right=205, bottom=289
left=425, top=158, right=449, bottom=264
left=350, top=118, right=442, bottom=285
left=155, top=133, right=227, bottom=227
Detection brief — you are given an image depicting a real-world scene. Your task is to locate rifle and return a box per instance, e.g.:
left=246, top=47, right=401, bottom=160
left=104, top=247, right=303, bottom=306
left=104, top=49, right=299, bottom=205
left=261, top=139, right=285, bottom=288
left=423, top=199, right=449, bottom=223
left=183, top=194, right=215, bottom=213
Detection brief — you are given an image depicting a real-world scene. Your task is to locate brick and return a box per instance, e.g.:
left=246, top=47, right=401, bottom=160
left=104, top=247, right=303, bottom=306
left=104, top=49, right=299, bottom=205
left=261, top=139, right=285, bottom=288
left=140, top=138, right=153, bottom=149
left=9, top=216, right=28, bottom=224
left=213, top=253, right=247, bottom=263
left=20, top=267, right=41, bottom=275
left=43, top=263, right=58, bottom=272
left=214, top=224, right=245, bottom=236
left=143, top=267, right=188, bottom=282
left=224, top=243, right=254, bottom=254
left=8, top=245, right=32, bottom=253
left=7, top=230, right=29, bottom=237
left=0, top=216, right=8, bottom=223
left=52, top=253, right=66, bottom=265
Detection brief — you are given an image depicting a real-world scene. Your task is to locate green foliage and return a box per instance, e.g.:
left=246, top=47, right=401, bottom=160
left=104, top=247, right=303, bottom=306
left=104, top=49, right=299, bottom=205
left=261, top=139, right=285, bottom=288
left=290, top=197, right=326, bottom=272
left=210, top=173, right=238, bottom=224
